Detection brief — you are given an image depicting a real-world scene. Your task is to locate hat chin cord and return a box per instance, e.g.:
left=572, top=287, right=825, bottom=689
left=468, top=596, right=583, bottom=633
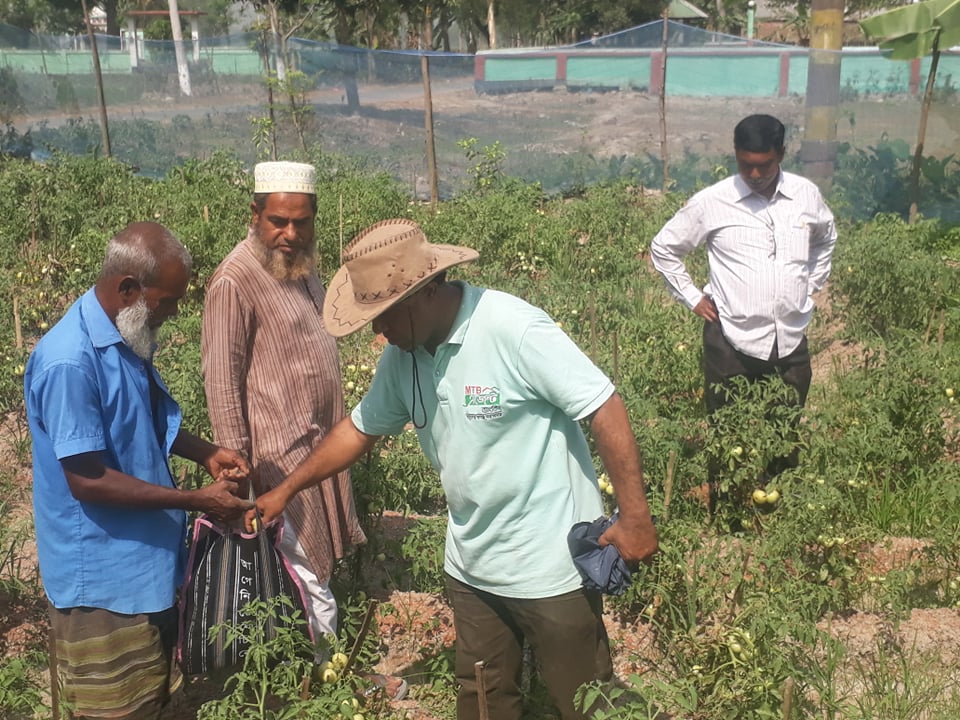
left=408, top=308, right=428, bottom=429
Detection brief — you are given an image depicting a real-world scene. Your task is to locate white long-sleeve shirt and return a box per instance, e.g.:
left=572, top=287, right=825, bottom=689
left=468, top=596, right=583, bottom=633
left=650, top=171, right=837, bottom=360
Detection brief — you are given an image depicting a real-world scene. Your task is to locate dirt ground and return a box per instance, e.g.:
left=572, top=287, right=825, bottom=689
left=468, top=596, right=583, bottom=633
left=16, top=78, right=960, bottom=199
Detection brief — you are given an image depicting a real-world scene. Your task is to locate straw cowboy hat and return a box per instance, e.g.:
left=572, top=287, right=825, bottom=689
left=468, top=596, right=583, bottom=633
left=323, top=218, right=479, bottom=337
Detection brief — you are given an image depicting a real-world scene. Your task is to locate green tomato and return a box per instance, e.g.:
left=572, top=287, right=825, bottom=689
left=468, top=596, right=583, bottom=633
left=752, top=489, right=767, bottom=504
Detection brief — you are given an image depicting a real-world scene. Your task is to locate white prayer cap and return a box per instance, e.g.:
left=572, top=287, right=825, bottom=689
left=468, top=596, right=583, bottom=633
left=253, top=161, right=317, bottom=195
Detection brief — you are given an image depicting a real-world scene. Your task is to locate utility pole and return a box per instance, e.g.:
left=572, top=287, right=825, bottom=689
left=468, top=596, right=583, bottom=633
left=800, top=0, right=843, bottom=186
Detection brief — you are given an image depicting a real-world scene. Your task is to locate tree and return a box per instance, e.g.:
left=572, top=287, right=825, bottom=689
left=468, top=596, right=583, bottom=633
left=246, top=0, right=321, bottom=82
left=0, top=0, right=86, bottom=33
left=860, top=0, right=960, bottom=221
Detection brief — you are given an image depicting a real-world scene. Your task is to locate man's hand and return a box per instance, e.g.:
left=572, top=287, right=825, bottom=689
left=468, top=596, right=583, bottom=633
left=194, top=478, right=253, bottom=524
left=598, top=514, right=658, bottom=567
left=203, top=447, right=250, bottom=482
left=692, top=295, right=719, bottom=323
left=244, top=486, right=290, bottom=532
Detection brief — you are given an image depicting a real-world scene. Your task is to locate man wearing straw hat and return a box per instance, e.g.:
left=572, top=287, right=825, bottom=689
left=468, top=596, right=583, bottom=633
left=201, top=162, right=411, bottom=694
left=246, top=218, right=659, bottom=720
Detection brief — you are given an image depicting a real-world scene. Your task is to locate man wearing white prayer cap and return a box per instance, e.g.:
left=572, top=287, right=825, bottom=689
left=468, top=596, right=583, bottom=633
left=200, top=162, right=408, bottom=699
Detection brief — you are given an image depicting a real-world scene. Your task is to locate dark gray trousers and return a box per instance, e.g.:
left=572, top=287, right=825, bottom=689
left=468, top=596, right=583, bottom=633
left=446, top=574, right=613, bottom=720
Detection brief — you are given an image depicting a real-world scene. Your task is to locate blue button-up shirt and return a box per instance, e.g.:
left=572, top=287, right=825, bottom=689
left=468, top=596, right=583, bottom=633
left=25, top=288, right=187, bottom=614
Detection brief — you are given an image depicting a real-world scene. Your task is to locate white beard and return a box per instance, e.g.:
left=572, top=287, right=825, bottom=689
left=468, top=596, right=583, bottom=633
left=116, top=297, right=158, bottom=360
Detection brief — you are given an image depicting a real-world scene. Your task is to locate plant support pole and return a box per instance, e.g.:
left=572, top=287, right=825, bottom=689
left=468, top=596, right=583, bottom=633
left=80, top=0, right=110, bottom=157
left=475, top=660, right=490, bottom=720
left=421, top=53, right=440, bottom=210
left=659, top=10, right=670, bottom=190
left=422, top=11, right=440, bottom=210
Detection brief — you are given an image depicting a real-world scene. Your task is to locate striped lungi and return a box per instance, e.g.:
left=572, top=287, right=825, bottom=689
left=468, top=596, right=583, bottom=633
left=48, top=603, right=183, bottom=719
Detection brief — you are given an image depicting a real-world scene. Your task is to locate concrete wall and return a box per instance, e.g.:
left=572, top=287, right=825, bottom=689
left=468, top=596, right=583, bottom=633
left=0, top=44, right=955, bottom=99
left=474, top=46, right=960, bottom=97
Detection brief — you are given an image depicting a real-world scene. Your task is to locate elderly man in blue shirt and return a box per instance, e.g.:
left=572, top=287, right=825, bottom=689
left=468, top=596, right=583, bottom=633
left=26, top=222, right=251, bottom=719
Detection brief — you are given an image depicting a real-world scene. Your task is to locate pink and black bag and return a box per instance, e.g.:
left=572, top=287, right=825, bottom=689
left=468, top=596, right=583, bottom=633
left=177, top=515, right=311, bottom=676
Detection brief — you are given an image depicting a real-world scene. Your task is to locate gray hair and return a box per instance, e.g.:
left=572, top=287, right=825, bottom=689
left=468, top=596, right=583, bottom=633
left=99, top=222, right=192, bottom=285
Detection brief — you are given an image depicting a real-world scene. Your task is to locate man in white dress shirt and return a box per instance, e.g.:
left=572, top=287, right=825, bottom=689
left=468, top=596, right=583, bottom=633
left=650, top=114, right=837, bottom=503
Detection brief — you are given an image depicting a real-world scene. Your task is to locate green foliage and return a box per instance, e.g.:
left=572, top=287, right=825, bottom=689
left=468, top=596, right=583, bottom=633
left=457, top=137, right=508, bottom=192
left=831, top=213, right=960, bottom=338
left=701, top=376, right=806, bottom=529
left=400, top=516, right=447, bottom=594
left=0, top=651, right=47, bottom=719
left=6, top=151, right=960, bottom=719
left=196, top=595, right=384, bottom=720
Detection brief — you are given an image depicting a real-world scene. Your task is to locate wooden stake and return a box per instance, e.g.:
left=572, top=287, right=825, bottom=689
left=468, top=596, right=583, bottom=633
left=663, top=449, right=675, bottom=523
left=79, top=0, right=111, bottom=157
left=612, top=330, right=619, bottom=385
left=48, top=627, right=60, bottom=720
left=13, top=296, right=22, bottom=349
left=344, top=599, right=379, bottom=676
left=781, top=676, right=795, bottom=720
left=475, top=660, right=490, bottom=720
left=589, top=295, right=597, bottom=361
left=421, top=12, right=439, bottom=212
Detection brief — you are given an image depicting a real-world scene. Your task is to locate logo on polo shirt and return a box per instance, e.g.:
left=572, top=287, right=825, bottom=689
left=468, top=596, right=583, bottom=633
left=463, top=385, right=503, bottom=420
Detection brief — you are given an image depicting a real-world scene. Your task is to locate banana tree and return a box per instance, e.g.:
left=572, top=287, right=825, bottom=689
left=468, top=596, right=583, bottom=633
left=860, top=0, right=960, bottom=222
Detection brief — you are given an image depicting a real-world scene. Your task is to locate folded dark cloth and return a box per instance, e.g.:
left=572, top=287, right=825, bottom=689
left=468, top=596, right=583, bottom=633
left=567, top=512, right=633, bottom=596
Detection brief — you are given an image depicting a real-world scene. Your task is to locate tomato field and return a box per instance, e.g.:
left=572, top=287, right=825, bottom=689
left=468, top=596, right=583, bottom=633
left=2, top=145, right=960, bottom=719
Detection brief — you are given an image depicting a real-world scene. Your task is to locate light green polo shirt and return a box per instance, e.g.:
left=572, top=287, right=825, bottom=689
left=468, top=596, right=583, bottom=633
left=352, top=282, right=612, bottom=598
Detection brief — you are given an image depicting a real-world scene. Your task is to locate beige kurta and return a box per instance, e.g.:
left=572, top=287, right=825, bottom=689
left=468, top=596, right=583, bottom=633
left=201, top=236, right=366, bottom=583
